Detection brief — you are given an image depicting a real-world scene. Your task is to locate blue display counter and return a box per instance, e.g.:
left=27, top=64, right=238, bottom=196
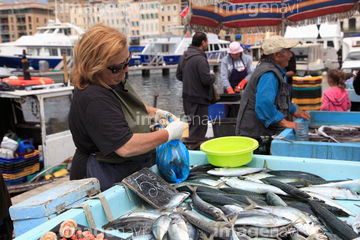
left=13, top=151, right=360, bottom=239
left=271, top=111, right=360, bottom=161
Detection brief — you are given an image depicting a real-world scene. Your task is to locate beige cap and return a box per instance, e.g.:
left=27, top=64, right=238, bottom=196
left=262, top=35, right=298, bottom=55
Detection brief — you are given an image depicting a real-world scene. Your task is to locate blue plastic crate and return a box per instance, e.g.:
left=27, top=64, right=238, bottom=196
left=271, top=111, right=360, bottom=160
left=4, top=176, right=28, bottom=186
left=208, top=104, right=225, bottom=120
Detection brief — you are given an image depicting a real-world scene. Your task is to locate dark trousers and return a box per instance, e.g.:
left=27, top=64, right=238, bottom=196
left=183, top=99, right=208, bottom=138
left=225, top=104, right=239, bottom=118
left=87, top=154, right=152, bottom=191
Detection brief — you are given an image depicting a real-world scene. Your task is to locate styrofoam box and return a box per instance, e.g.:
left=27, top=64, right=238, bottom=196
left=10, top=178, right=100, bottom=237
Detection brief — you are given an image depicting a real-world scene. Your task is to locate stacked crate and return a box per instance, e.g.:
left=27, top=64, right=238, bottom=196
left=292, top=76, right=322, bottom=110
left=0, top=150, right=40, bottom=186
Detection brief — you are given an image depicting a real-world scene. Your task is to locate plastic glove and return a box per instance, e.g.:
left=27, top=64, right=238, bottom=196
left=226, top=87, right=235, bottom=94
left=165, top=121, right=187, bottom=142
left=155, top=109, right=178, bottom=127
left=236, top=79, right=248, bottom=92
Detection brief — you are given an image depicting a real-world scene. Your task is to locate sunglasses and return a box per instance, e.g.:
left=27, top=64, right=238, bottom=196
left=107, top=52, right=132, bottom=74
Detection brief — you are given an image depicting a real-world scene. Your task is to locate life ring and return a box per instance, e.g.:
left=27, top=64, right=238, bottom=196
left=2, top=76, right=54, bottom=86
left=185, top=32, right=191, bottom=38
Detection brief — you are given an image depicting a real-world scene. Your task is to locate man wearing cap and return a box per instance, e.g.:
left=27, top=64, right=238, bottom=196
left=220, top=41, right=253, bottom=117
left=235, top=35, right=311, bottom=154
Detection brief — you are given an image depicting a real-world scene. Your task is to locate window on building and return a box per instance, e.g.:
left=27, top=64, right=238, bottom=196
left=155, top=13, right=158, bottom=19
left=112, top=19, right=114, bottom=24
left=162, top=16, right=165, bottom=22
left=146, top=14, right=149, bottom=19
left=349, top=18, right=356, bottom=29
left=44, top=19, right=47, bottom=23
left=173, top=6, right=177, bottom=11
left=28, top=16, right=31, bottom=22
left=340, top=21, right=344, bottom=31
left=97, top=17, right=100, bottom=22
left=151, top=24, right=153, bottom=31
left=151, top=13, right=154, bottom=19
left=247, top=39, right=251, bottom=44
left=162, top=26, right=165, bottom=32
left=146, top=23, right=149, bottom=31
left=161, top=6, right=164, bottom=12
left=136, top=30, right=139, bottom=35
left=75, top=18, right=77, bottom=24
left=29, top=24, right=32, bottom=30
left=173, top=15, right=177, bottom=22
left=142, top=24, right=144, bottom=31
left=167, top=6, right=170, bottom=12
left=168, top=16, right=170, bottom=21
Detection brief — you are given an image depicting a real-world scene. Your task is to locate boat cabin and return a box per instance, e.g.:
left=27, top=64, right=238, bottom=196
left=292, top=43, right=338, bottom=76
left=0, top=84, right=75, bottom=168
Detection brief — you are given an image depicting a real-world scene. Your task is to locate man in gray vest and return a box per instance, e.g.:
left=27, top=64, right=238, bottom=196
left=235, top=35, right=311, bottom=154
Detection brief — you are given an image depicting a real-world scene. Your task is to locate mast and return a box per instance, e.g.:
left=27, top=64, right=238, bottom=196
left=281, top=0, right=285, bottom=36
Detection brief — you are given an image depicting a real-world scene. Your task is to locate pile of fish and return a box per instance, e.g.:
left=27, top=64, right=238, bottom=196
left=102, top=164, right=360, bottom=240
left=311, top=125, right=360, bottom=143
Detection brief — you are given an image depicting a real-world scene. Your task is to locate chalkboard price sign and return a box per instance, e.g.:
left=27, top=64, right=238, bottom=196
left=121, top=167, right=178, bottom=209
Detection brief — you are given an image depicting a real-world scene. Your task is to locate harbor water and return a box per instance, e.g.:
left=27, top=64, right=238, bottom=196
left=126, top=71, right=224, bottom=118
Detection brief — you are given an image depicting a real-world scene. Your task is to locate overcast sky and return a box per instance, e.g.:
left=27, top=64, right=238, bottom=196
left=2, top=0, right=48, bottom=5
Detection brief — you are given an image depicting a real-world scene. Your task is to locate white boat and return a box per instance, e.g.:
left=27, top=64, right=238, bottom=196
left=138, top=34, right=230, bottom=65
left=0, top=20, right=84, bottom=70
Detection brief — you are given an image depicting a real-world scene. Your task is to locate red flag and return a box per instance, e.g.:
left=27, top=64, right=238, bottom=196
left=180, top=5, right=189, bottom=18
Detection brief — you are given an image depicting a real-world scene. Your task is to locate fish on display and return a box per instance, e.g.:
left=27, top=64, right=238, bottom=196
left=221, top=177, right=288, bottom=195
left=190, top=187, right=225, bottom=220
left=261, top=178, right=311, bottom=199
left=353, top=212, right=360, bottom=234
left=207, top=166, right=265, bottom=177
left=300, top=186, right=360, bottom=200
left=98, top=163, right=360, bottom=240
left=152, top=215, right=171, bottom=240
left=312, top=178, right=360, bottom=193
left=308, top=199, right=359, bottom=240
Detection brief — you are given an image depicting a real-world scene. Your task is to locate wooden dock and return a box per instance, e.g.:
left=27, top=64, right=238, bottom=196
left=128, top=60, right=221, bottom=76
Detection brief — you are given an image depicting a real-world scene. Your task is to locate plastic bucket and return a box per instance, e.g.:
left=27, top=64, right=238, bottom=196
left=200, top=136, right=259, bottom=167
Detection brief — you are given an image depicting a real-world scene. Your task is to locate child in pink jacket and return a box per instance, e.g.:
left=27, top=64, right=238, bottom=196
left=321, top=69, right=351, bottom=111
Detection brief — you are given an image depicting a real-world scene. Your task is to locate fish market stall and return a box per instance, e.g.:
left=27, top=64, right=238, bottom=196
left=271, top=111, right=360, bottom=161
left=12, top=150, right=360, bottom=239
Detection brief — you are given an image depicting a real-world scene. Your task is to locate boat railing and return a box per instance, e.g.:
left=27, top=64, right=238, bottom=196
left=141, top=52, right=180, bottom=56
left=143, top=54, right=166, bottom=66
left=206, top=51, right=228, bottom=62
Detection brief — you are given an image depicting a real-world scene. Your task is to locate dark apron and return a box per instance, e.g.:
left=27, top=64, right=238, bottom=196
left=224, top=57, right=248, bottom=118
left=87, top=80, right=152, bottom=191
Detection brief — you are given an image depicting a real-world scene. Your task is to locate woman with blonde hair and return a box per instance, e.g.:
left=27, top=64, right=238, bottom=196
left=320, top=69, right=351, bottom=111
left=69, top=24, right=185, bottom=190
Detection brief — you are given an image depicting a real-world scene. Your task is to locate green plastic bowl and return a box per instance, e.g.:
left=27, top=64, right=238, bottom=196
left=200, top=136, right=259, bottom=167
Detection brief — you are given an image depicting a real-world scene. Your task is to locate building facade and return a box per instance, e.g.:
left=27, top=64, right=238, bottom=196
left=139, top=0, right=160, bottom=39
left=0, top=1, right=54, bottom=43
left=159, top=0, right=182, bottom=36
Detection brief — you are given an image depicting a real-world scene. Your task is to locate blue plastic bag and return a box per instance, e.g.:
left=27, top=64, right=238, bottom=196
left=156, top=140, right=190, bottom=184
